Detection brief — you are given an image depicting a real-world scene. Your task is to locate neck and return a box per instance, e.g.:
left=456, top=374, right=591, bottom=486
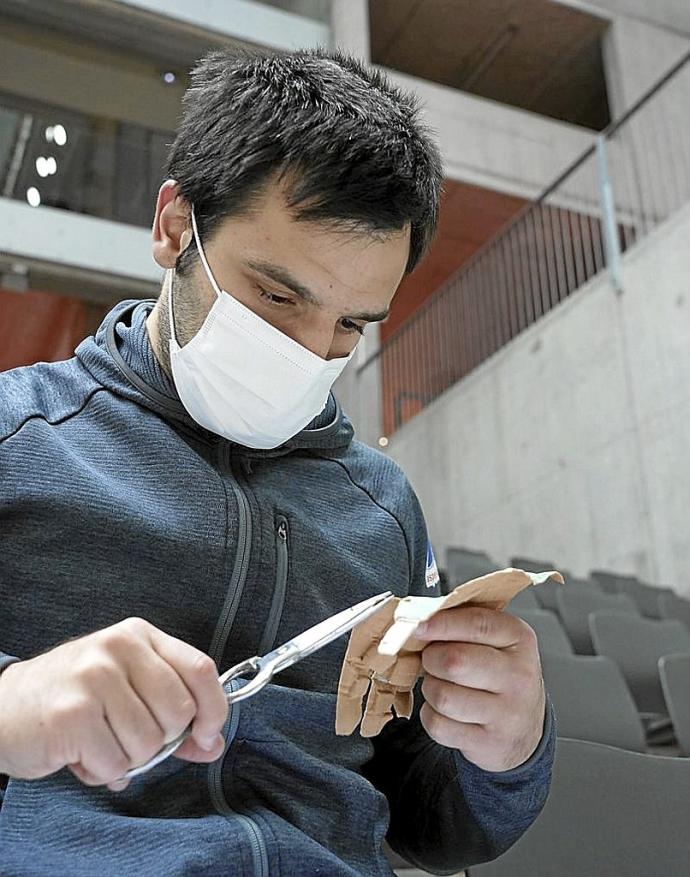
left=146, top=294, right=173, bottom=376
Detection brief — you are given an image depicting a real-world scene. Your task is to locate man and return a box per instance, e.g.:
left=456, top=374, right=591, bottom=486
left=0, top=49, right=554, bottom=876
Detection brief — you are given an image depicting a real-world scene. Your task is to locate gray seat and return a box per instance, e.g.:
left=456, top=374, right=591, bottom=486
left=509, top=556, right=555, bottom=574
left=619, top=581, right=675, bottom=619
left=556, top=588, right=638, bottom=655
left=467, top=738, right=690, bottom=877
left=541, top=653, right=645, bottom=752
left=515, top=609, right=573, bottom=655
left=446, top=547, right=499, bottom=588
left=659, top=592, right=690, bottom=635
left=534, top=572, right=597, bottom=613
left=659, top=652, right=690, bottom=757
left=590, top=570, right=674, bottom=617
left=589, top=611, right=690, bottom=714
left=590, top=569, right=641, bottom=595
left=505, top=587, right=540, bottom=614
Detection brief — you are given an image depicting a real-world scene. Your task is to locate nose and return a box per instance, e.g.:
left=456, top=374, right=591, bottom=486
left=290, top=314, right=338, bottom=360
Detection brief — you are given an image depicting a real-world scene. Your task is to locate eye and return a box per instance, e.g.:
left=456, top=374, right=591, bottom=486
left=340, top=318, right=365, bottom=336
left=256, top=286, right=294, bottom=306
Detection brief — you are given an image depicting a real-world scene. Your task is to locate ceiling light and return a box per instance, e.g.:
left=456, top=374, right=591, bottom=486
left=26, top=187, right=41, bottom=207
left=53, top=124, right=67, bottom=146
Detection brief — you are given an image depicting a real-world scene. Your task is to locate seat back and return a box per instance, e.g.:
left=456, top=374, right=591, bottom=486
left=446, top=547, right=499, bottom=588
left=658, top=592, right=690, bottom=635
left=467, top=738, right=690, bottom=877
left=509, top=556, right=555, bottom=574
left=541, top=653, right=645, bottom=752
left=590, top=569, right=641, bottom=595
left=535, top=573, right=599, bottom=613
left=618, top=581, right=675, bottom=619
left=659, top=652, right=690, bottom=756
left=556, top=588, right=638, bottom=654
left=505, top=587, right=540, bottom=613
left=589, top=612, right=690, bottom=714
left=516, top=609, right=573, bottom=656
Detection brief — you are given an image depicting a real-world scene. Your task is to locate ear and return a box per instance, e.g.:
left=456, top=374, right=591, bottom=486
left=152, top=180, right=192, bottom=269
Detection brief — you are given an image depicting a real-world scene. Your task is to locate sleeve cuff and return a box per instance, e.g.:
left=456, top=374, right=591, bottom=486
left=0, top=654, right=21, bottom=675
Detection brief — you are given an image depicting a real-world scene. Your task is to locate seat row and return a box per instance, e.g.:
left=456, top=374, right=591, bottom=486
left=444, top=548, right=690, bottom=876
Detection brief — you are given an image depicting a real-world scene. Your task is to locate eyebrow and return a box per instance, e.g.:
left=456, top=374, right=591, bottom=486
left=245, top=258, right=390, bottom=323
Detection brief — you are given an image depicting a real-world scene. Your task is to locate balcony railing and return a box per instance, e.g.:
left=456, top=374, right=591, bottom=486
left=359, top=51, right=690, bottom=441
left=0, top=95, right=171, bottom=228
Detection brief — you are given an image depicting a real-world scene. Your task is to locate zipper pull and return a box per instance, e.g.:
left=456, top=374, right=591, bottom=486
left=277, top=520, right=287, bottom=541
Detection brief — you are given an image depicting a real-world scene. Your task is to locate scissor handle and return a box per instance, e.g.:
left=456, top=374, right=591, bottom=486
left=219, top=655, right=274, bottom=703
left=119, top=655, right=278, bottom=780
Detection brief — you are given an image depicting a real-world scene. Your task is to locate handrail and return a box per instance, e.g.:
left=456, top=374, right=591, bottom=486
left=359, top=51, right=690, bottom=374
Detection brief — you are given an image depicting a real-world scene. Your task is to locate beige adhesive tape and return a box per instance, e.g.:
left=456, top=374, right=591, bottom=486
left=335, top=568, right=564, bottom=737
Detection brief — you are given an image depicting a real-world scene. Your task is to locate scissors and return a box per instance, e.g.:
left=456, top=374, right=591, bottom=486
left=122, top=590, right=394, bottom=779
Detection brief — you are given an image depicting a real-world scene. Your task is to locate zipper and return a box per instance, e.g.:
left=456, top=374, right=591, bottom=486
left=208, top=679, right=269, bottom=877
left=206, top=448, right=269, bottom=876
left=258, top=516, right=290, bottom=655
left=208, top=448, right=253, bottom=664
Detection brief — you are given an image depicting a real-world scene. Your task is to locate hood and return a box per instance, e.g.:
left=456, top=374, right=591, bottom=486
left=75, top=299, right=355, bottom=457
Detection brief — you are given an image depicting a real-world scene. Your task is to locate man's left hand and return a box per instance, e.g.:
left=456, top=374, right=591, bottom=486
left=414, top=607, right=546, bottom=772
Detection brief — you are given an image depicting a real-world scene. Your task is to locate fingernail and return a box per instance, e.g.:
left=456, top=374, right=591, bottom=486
left=415, top=622, right=429, bottom=637
left=200, top=734, right=222, bottom=752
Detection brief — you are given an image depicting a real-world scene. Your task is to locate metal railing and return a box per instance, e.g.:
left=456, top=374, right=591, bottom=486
left=0, top=95, right=172, bottom=228
left=359, top=52, right=690, bottom=441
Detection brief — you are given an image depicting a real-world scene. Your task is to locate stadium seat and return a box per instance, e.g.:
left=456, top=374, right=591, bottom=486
left=658, top=592, right=690, bottom=635
left=467, top=738, right=690, bottom=877
left=589, top=612, right=690, bottom=715
left=590, top=570, right=674, bottom=617
left=505, top=587, right=540, bottom=613
left=540, top=653, right=645, bottom=752
left=659, top=652, right=690, bottom=757
left=556, top=588, right=638, bottom=654
left=513, top=608, right=573, bottom=655
left=590, top=569, right=641, bottom=594
left=509, top=556, right=555, bottom=574
left=445, top=547, right=499, bottom=588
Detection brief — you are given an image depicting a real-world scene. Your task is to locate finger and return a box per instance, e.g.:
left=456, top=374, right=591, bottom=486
left=421, top=675, right=499, bottom=725
left=103, top=681, right=168, bottom=769
left=69, top=714, right=130, bottom=786
left=420, top=701, right=486, bottom=751
left=126, top=648, right=199, bottom=747
left=415, top=606, right=526, bottom=648
left=146, top=629, right=228, bottom=750
left=173, top=733, right=226, bottom=764
left=421, top=641, right=507, bottom=692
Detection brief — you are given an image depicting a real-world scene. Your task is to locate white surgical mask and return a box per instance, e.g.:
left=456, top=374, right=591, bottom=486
left=168, top=206, right=354, bottom=449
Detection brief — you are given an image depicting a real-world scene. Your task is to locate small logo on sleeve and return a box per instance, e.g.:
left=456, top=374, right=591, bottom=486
left=425, top=542, right=440, bottom=589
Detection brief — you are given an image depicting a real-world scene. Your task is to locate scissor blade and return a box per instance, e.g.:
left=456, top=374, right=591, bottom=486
left=266, top=590, right=394, bottom=672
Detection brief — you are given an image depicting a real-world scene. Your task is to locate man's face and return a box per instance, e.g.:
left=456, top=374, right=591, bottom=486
left=155, top=180, right=410, bottom=362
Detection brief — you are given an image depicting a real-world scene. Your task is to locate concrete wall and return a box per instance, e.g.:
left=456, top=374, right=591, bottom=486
left=557, top=0, right=690, bottom=37
left=112, top=0, right=329, bottom=50
left=0, top=22, right=185, bottom=130
left=383, top=201, right=690, bottom=598
left=602, top=13, right=690, bottom=115
left=383, top=69, right=594, bottom=200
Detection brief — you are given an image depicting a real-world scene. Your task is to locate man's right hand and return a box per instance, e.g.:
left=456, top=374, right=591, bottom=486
left=0, top=617, right=229, bottom=792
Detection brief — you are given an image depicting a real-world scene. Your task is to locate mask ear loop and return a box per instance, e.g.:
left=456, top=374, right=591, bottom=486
left=168, top=204, right=221, bottom=348
left=190, top=205, right=223, bottom=299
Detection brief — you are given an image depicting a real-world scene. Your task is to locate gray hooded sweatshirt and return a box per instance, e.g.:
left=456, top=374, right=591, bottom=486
left=0, top=300, right=554, bottom=876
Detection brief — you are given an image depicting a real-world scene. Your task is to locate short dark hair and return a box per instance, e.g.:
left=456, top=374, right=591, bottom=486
left=165, top=47, right=443, bottom=277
